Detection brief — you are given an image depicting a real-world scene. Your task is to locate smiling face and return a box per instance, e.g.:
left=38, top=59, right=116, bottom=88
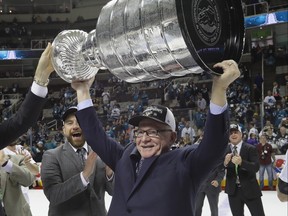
left=62, top=113, right=85, bottom=148
left=135, top=119, right=177, bottom=159
left=229, top=129, right=242, bottom=145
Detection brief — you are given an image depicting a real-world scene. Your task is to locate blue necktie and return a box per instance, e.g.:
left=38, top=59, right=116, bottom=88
left=77, top=148, right=86, bottom=168
left=136, top=158, right=144, bottom=176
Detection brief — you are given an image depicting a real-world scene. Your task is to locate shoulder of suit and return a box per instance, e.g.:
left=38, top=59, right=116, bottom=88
left=242, top=142, right=255, bottom=149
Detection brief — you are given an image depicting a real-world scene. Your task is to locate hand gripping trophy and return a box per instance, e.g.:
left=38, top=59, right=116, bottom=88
left=51, top=0, right=244, bottom=83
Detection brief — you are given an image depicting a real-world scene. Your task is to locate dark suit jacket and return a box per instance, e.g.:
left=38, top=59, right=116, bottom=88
left=198, top=161, right=225, bottom=194
left=0, top=90, right=46, bottom=149
left=224, top=142, right=262, bottom=199
left=41, top=142, right=114, bottom=216
left=76, top=106, right=230, bottom=216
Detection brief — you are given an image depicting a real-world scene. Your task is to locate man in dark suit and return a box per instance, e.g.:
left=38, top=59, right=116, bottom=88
left=224, top=124, right=265, bottom=216
left=0, top=43, right=54, bottom=215
left=0, top=43, right=54, bottom=150
left=41, top=107, right=114, bottom=216
left=71, top=60, right=240, bottom=216
left=195, top=161, right=225, bottom=216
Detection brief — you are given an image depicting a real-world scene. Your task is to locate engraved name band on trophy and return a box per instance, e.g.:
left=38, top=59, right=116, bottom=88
left=51, top=0, right=245, bottom=83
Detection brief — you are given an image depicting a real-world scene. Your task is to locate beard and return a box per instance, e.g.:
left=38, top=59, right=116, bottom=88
left=66, top=135, right=85, bottom=148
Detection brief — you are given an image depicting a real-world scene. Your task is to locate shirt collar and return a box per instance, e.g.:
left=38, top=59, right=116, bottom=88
left=230, top=140, right=243, bottom=151
left=69, top=142, right=88, bottom=153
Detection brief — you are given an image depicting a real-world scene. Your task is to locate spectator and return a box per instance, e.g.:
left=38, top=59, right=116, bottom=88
left=181, top=122, right=196, bottom=145
left=193, top=107, right=207, bottom=129
left=177, top=117, right=186, bottom=141
left=248, top=121, right=259, bottom=138
left=31, top=141, right=45, bottom=163
left=44, top=135, right=57, bottom=150
left=247, top=132, right=258, bottom=146
left=262, top=126, right=278, bottom=154
left=251, top=83, right=262, bottom=103
left=110, top=104, right=121, bottom=120
left=263, top=90, right=276, bottom=118
left=272, top=81, right=281, bottom=101
left=275, top=126, right=288, bottom=154
left=177, top=87, right=187, bottom=108
left=52, top=103, right=61, bottom=120
left=141, top=90, right=149, bottom=107
left=196, top=93, right=207, bottom=111
left=273, top=103, right=287, bottom=129
left=256, top=134, right=275, bottom=190
left=54, top=129, right=64, bottom=146
left=102, top=89, right=110, bottom=105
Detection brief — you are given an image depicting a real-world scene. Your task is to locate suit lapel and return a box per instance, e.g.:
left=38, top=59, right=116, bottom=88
left=128, top=156, right=158, bottom=200
left=87, top=145, right=97, bottom=185
left=0, top=170, right=7, bottom=198
left=239, top=143, right=247, bottom=158
left=63, top=142, right=83, bottom=172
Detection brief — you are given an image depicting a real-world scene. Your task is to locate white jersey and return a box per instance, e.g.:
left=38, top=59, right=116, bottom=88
left=279, top=150, right=288, bottom=183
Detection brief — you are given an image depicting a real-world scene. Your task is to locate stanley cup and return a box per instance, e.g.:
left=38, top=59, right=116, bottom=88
left=52, top=0, right=244, bottom=83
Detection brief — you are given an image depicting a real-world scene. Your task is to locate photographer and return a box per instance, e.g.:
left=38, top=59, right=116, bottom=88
left=256, top=134, right=275, bottom=190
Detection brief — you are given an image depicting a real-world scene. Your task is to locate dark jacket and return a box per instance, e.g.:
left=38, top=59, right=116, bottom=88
left=0, top=90, right=46, bottom=149
left=225, top=142, right=262, bottom=199
left=76, top=106, right=230, bottom=216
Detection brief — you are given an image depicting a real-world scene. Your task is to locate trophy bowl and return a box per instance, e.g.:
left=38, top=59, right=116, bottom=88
left=51, top=30, right=99, bottom=83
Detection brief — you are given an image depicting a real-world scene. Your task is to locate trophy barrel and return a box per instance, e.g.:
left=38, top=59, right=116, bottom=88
left=52, top=0, right=244, bottom=83
left=96, top=0, right=244, bottom=82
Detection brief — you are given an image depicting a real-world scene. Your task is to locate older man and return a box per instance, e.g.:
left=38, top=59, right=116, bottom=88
left=71, top=60, right=240, bottom=216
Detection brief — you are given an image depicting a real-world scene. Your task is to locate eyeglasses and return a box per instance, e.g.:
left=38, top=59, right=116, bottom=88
left=134, top=129, right=172, bottom=138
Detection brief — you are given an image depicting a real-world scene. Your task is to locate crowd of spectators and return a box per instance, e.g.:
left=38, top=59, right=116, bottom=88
left=2, top=68, right=285, bottom=170
left=0, top=1, right=287, bottom=193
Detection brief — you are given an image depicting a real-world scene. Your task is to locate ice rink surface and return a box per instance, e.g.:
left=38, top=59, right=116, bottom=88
left=29, top=189, right=287, bottom=216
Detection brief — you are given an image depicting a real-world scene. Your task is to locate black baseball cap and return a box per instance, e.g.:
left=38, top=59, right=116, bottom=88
left=62, top=106, right=78, bottom=122
left=128, top=105, right=176, bottom=131
left=230, top=124, right=242, bottom=133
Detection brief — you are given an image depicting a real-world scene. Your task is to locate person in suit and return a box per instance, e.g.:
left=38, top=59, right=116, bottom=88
left=276, top=150, right=288, bottom=202
left=0, top=149, right=35, bottom=216
left=224, top=124, right=265, bottom=216
left=194, top=161, right=225, bottom=216
left=0, top=43, right=54, bottom=215
left=0, top=43, right=54, bottom=150
left=41, top=107, right=114, bottom=216
left=3, top=140, right=40, bottom=204
left=70, top=60, right=240, bottom=215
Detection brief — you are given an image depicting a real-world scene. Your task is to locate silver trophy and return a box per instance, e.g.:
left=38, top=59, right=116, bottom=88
left=52, top=0, right=244, bottom=83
